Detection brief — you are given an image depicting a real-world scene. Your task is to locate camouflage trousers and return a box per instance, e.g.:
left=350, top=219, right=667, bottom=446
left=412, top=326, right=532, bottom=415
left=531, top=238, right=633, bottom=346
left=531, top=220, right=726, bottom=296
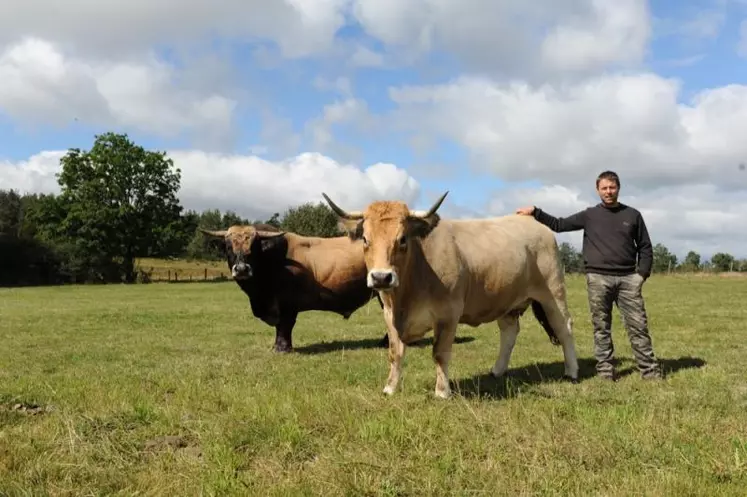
left=585, top=272, right=662, bottom=379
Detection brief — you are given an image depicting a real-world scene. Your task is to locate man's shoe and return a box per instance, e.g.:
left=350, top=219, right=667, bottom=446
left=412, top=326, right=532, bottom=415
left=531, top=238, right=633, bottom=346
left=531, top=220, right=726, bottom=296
left=642, top=371, right=664, bottom=381
left=598, top=371, right=617, bottom=382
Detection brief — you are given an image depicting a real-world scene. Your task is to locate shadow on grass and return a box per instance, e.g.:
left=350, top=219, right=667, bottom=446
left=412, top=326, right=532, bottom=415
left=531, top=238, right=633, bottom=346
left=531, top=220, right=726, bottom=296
left=617, top=355, right=707, bottom=379
left=294, top=335, right=476, bottom=355
left=454, top=358, right=599, bottom=400
left=454, top=355, right=707, bottom=400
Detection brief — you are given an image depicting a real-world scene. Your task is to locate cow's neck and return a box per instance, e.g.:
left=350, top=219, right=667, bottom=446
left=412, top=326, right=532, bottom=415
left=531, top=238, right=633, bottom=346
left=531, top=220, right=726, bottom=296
left=377, top=248, right=422, bottom=329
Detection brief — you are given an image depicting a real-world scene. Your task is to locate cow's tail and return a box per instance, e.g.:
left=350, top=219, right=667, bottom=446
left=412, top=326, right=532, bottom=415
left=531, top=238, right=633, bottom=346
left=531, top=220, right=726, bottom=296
left=530, top=300, right=561, bottom=346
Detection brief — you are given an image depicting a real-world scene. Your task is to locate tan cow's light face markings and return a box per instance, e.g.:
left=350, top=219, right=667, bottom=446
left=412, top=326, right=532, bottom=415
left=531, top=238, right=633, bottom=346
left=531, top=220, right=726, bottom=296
left=321, top=192, right=449, bottom=292
left=361, top=208, right=409, bottom=290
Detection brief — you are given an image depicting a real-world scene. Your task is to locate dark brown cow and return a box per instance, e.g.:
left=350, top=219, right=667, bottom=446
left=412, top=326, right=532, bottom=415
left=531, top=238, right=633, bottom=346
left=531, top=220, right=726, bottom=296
left=201, top=224, right=384, bottom=352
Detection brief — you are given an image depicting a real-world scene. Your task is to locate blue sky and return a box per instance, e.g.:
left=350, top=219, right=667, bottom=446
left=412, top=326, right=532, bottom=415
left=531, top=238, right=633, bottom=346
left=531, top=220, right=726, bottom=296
left=1, top=0, right=746, bottom=258
left=648, top=0, right=746, bottom=92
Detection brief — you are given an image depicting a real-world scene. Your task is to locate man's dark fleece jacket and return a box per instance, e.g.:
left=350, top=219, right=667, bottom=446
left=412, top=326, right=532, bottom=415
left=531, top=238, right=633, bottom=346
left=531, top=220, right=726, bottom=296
left=532, top=203, right=654, bottom=279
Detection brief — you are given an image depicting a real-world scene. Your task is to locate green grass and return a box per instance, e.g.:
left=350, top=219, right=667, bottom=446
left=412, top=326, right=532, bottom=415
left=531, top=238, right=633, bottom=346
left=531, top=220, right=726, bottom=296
left=1, top=274, right=746, bottom=496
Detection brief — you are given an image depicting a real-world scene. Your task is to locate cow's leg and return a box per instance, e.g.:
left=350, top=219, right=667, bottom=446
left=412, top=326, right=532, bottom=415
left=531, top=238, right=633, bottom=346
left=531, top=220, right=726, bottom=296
left=274, top=312, right=297, bottom=353
left=491, top=314, right=520, bottom=378
left=382, top=306, right=406, bottom=395
left=536, top=295, right=580, bottom=382
left=432, top=320, right=457, bottom=399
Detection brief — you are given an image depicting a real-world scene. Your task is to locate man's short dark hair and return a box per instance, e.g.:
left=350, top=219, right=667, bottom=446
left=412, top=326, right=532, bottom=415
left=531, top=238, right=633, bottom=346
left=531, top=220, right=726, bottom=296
left=596, top=170, right=620, bottom=188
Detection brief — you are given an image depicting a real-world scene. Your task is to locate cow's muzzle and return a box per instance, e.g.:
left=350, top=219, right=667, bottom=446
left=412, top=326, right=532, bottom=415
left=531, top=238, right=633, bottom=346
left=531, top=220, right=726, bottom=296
left=367, top=269, right=399, bottom=290
left=231, top=262, right=253, bottom=280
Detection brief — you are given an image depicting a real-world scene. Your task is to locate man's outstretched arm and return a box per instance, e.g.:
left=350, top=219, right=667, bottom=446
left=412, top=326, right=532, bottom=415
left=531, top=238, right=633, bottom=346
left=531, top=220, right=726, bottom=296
left=516, top=205, right=587, bottom=233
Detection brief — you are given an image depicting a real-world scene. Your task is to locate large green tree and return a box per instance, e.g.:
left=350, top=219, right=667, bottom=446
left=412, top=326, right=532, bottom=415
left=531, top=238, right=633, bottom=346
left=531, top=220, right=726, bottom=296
left=52, top=132, right=183, bottom=282
left=280, top=202, right=343, bottom=237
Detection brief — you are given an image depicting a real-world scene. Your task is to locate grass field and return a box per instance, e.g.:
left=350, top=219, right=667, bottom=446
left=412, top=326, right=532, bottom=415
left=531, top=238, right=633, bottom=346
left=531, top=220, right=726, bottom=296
left=1, top=273, right=746, bottom=496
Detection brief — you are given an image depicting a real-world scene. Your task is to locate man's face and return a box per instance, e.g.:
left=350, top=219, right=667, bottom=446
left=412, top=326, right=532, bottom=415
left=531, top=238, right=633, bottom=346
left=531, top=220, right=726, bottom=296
left=596, top=178, right=619, bottom=205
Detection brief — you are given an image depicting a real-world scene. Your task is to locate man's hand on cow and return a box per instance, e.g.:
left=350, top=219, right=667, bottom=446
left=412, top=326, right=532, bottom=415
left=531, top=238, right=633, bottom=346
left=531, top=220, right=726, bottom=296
left=515, top=206, right=535, bottom=216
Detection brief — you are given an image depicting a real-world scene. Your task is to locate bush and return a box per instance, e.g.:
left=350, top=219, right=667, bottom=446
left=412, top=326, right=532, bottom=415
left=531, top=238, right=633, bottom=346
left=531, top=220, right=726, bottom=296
left=0, top=235, right=64, bottom=286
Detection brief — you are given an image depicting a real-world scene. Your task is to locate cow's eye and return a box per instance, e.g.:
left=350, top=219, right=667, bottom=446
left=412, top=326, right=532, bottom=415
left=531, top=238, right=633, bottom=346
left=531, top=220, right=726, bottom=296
left=361, top=235, right=368, bottom=247
left=398, top=235, right=407, bottom=248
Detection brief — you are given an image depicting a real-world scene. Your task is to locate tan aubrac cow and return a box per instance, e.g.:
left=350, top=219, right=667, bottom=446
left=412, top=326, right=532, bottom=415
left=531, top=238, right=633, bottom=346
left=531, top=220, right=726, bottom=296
left=322, top=191, right=580, bottom=399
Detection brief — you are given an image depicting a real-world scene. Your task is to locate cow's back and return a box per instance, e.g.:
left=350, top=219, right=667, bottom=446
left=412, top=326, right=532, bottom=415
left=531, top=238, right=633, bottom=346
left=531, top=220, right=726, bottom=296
left=419, top=214, right=560, bottom=324
left=279, top=233, right=373, bottom=314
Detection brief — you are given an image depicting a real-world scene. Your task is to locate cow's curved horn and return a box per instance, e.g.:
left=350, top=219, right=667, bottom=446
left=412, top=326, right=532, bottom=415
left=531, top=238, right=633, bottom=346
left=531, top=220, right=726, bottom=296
left=322, top=192, right=363, bottom=219
left=199, top=228, right=228, bottom=237
left=255, top=230, right=285, bottom=238
left=410, top=191, right=449, bottom=218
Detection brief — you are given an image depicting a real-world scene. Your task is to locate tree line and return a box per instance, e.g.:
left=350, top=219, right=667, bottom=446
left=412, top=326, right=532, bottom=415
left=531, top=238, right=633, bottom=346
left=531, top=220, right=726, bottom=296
left=557, top=241, right=746, bottom=274
left=1, top=132, right=745, bottom=287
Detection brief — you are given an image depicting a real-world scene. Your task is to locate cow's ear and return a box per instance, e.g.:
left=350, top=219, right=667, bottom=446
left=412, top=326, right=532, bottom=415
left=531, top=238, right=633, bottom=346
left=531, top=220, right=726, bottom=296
left=407, top=191, right=447, bottom=238
left=338, top=219, right=364, bottom=240
left=259, top=233, right=286, bottom=253
left=407, top=213, right=440, bottom=238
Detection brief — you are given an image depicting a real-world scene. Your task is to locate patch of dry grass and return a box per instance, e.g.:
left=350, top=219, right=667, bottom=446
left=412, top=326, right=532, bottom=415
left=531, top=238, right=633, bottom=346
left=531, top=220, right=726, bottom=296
left=135, top=257, right=227, bottom=281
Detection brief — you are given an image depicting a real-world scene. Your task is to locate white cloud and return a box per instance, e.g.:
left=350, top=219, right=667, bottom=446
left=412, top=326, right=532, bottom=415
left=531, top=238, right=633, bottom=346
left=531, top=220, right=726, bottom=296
left=540, top=0, right=651, bottom=72
left=0, top=0, right=652, bottom=78
left=387, top=72, right=747, bottom=193
left=0, top=0, right=661, bottom=150
left=0, top=0, right=349, bottom=59
left=0, top=149, right=421, bottom=222
left=0, top=38, right=236, bottom=147
left=174, top=151, right=420, bottom=219
left=351, top=0, right=650, bottom=79
left=0, top=151, right=64, bottom=195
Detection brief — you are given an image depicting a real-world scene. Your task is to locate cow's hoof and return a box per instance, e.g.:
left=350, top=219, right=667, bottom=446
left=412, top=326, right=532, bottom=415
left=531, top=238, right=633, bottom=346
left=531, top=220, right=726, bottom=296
left=564, top=375, right=579, bottom=384
left=490, top=368, right=506, bottom=379
left=382, top=385, right=395, bottom=395
left=434, top=389, right=451, bottom=400
left=273, top=345, right=293, bottom=353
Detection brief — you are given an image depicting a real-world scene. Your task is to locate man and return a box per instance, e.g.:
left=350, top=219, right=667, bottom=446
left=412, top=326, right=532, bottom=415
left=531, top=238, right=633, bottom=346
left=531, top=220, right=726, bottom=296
left=515, top=171, right=663, bottom=381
